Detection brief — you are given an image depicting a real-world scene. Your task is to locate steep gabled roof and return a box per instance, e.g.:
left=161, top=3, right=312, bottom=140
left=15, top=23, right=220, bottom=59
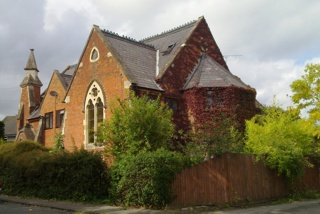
left=58, top=64, right=77, bottom=90
left=98, top=29, right=162, bottom=91
left=183, top=54, right=249, bottom=90
left=142, top=18, right=199, bottom=77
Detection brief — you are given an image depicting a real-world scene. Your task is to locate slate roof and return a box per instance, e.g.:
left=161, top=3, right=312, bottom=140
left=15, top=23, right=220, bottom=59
left=96, top=18, right=199, bottom=91
left=100, top=31, right=162, bottom=90
left=2, top=116, right=17, bottom=135
left=183, top=54, right=249, bottom=90
left=62, top=64, right=77, bottom=76
left=142, top=20, right=198, bottom=76
left=59, top=65, right=77, bottom=89
left=20, top=74, right=43, bottom=87
left=28, top=108, right=40, bottom=120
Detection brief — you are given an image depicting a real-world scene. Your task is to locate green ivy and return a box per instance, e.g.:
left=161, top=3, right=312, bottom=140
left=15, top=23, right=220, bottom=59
left=183, top=113, right=245, bottom=165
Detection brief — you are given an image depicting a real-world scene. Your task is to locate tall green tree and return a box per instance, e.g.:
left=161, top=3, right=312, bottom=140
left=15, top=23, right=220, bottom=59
left=97, top=93, right=175, bottom=157
left=245, top=105, right=316, bottom=180
left=291, top=63, right=320, bottom=136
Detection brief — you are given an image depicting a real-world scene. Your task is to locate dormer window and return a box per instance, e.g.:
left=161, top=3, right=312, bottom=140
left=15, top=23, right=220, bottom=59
left=162, top=43, right=176, bottom=56
left=90, top=47, right=99, bottom=62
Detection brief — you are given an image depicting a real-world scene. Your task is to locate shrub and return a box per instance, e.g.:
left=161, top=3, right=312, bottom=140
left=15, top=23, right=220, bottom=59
left=0, top=141, right=109, bottom=202
left=110, top=148, right=190, bottom=209
left=97, top=93, right=175, bottom=157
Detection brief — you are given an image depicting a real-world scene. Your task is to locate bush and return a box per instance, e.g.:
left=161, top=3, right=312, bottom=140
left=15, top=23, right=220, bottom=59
left=0, top=141, right=109, bottom=202
left=110, top=148, right=190, bottom=208
left=97, top=93, right=175, bottom=157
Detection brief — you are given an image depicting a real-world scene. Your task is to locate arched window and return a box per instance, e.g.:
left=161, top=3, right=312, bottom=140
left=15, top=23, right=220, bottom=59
left=84, top=82, right=105, bottom=147
left=87, top=100, right=94, bottom=144
left=96, top=98, right=104, bottom=124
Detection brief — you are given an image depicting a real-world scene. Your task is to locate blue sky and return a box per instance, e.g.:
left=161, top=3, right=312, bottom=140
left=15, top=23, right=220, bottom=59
left=0, top=0, right=320, bottom=120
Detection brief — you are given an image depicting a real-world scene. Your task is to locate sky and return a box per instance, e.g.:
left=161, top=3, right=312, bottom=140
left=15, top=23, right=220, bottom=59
left=1, top=0, right=320, bottom=120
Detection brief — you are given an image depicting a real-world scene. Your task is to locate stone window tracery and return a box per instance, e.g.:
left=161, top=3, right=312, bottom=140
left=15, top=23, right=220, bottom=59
left=85, top=82, right=105, bottom=147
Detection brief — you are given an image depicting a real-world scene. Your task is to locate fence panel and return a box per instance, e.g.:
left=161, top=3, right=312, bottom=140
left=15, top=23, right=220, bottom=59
left=171, top=154, right=319, bottom=207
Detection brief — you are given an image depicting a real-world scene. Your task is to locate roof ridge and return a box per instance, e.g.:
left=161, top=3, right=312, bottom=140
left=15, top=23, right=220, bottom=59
left=140, top=19, right=197, bottom=42
left=101, top=29, right=155, bottom=49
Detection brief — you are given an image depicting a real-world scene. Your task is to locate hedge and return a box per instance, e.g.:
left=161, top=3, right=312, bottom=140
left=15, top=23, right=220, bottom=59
left=0, top=141, right=109, bottom=202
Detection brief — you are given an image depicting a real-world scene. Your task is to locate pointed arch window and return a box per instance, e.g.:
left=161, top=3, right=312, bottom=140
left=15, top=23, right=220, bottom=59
left=85, top=82, right=106, bottom=147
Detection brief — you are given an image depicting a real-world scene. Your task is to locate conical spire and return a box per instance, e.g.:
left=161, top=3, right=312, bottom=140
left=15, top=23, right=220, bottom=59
left=24, top=49, right=38, bottom=72
left=20, top=49, right=42, bottom=87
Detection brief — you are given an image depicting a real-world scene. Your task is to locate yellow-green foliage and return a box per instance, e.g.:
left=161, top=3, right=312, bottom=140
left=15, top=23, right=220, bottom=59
left=291, top=63, right=320, bottom=137
left=245, top=106, right=316, bottom=180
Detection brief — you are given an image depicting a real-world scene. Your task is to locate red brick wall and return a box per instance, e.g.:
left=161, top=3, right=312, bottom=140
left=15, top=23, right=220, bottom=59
left=63, top=29, right=130, bottom=151
left=156, top=18, right=249, bottom=132
left=157, top=18, right=227, bottom=95
left=40, top=72, right=67, bottom=148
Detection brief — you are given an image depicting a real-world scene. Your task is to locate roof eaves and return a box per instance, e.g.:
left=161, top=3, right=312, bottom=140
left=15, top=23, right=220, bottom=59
left=97, top=27, right=137, bottom=84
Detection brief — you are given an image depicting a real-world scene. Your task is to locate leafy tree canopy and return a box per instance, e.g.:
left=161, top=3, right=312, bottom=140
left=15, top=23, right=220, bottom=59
left=291, top=63, right=320, bottom=136
left=97, top=93, right=175, bottom=157
left=245, top=105, right=317, bottom=180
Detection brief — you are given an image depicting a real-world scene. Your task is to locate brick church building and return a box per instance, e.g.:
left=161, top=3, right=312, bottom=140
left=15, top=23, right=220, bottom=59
left=16, top=16, right=259, bottom=151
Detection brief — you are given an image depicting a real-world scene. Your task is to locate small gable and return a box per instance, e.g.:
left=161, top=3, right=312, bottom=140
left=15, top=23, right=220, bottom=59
left=183, top=54, right=249, bottom=90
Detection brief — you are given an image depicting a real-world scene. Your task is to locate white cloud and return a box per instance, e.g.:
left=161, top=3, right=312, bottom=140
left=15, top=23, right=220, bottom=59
left=1, top=0, right=320, bottom=120
left=43, top=0, right=105, bottom=31
left=228, top=55, right=320, bottom=109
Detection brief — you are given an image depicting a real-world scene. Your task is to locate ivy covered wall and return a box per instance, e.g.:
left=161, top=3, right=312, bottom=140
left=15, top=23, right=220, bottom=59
left=183, top=86, right=259, bottom=131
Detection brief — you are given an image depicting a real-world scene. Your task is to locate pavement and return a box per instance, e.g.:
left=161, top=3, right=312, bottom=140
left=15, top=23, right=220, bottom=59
left=0, top=194, right=178, bottom=214
left=2, top=194, right=320, bottom=214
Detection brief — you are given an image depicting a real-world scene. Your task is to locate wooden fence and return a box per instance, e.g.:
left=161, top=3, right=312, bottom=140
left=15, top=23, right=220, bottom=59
left=170, top=153, right=320, bottom=207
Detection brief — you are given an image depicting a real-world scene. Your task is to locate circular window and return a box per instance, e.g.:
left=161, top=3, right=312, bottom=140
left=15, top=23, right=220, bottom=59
left=90, top=47, right=99, bottom=62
